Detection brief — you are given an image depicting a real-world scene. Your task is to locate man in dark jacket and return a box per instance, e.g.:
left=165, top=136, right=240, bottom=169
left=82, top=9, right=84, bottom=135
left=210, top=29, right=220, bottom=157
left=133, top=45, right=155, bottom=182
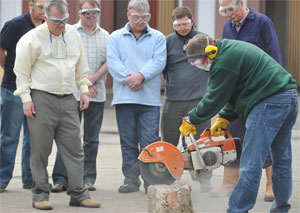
left=0, top=0, right=44, bottom=193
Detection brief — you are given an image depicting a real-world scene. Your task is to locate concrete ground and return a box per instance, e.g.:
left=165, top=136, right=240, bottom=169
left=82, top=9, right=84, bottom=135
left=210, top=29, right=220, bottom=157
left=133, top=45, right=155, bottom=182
left=0, top=90, right=299, bottom=212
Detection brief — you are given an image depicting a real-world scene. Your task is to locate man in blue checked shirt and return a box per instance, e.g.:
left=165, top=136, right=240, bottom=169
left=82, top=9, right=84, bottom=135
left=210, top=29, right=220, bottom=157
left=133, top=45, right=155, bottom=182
left=51, top=0, right=109, bottom=193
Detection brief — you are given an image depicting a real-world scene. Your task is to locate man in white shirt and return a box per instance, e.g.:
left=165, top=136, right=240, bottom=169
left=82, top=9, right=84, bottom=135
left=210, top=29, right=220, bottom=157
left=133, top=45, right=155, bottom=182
left=14, top=0, right=100, bottom=210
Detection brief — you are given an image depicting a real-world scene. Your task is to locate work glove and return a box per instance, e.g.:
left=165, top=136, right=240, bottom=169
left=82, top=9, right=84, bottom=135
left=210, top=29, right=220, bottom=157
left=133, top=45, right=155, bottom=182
left=179, top=116, right=197, bottom=137
left=211, top=117, right=230, bottom=136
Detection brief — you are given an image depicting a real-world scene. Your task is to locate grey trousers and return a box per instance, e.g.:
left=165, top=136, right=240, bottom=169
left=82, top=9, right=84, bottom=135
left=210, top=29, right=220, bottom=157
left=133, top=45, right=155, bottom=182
left=161, top=99, right=211, bottom=145
left=161, top=99, right=212, bottom=182
left=27, top=90, right=89, bottom=202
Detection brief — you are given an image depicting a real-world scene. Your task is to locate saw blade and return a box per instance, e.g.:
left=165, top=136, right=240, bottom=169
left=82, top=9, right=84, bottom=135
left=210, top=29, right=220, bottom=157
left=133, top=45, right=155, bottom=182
left=139, top=161, right=176, bottom=185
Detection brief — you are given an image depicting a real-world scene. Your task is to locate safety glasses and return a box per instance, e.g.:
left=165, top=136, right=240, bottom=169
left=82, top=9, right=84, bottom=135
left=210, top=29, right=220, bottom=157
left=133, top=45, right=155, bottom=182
left=80, top=8, right=101, bottom=19
left=46, top=13, right=69, bottom=25
left=219, top=0, right=240, bottom=16
left=188, top=53, right=209, bottom=67
left=130, top=13, right=151, bottom=23
left=172, top=19, right=192, bottom=30
left=189, top=56, right=211, bottom=72
left=33, top=2, right=44, bottom=10
left=190, top=56, right=207, bottom=66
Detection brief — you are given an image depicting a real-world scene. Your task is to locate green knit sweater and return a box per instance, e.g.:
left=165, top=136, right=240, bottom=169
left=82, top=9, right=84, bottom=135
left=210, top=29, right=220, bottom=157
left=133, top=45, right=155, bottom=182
left=189, top=39, right=297, bottom=124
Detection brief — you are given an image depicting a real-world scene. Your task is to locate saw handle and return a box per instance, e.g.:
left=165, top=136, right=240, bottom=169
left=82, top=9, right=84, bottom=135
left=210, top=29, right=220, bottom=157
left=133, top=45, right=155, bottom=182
left=200, top=128, right=233, bottom=139
left=189, top=133, right=207, bottom=170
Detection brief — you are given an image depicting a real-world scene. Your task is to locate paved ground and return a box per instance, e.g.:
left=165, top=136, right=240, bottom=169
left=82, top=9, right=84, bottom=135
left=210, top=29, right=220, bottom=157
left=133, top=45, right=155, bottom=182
left=0, top=91, right=299, bottom=212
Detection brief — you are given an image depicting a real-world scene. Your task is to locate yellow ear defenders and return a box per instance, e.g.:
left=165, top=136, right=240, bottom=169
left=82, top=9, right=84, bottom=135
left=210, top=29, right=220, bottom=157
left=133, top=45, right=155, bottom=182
left=187, top=35, right=218, bottom=59
left=205, top=36, right=218, bottom=59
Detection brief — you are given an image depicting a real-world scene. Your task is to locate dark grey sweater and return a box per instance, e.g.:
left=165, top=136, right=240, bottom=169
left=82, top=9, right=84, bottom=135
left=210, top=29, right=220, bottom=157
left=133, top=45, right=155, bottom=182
left=163, top=28, right=209, bottom=101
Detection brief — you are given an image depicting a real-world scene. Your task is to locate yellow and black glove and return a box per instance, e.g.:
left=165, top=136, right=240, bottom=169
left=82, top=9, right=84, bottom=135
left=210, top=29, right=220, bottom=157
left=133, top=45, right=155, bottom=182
left=179, top=117, right=197, bottom=137
left=211, top=117, right=230, bottom=136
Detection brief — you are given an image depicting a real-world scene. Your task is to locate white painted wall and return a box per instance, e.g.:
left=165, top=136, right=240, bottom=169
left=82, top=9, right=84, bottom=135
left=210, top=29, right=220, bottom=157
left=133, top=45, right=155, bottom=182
left=0, top=0, right=22, bottom=29
left=196, top=0, right=215, bottom=37
left=178, top=0, right=183, bottom=7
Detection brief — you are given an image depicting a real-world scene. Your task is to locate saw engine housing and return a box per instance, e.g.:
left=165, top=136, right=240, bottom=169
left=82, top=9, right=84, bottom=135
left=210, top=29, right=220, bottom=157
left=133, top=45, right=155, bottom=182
left=138, top=129, right=241, bottom=185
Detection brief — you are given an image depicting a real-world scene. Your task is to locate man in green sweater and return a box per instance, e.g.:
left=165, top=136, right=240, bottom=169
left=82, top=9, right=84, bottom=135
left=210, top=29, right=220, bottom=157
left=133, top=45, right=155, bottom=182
left=180, top=34, right=298, bottom=213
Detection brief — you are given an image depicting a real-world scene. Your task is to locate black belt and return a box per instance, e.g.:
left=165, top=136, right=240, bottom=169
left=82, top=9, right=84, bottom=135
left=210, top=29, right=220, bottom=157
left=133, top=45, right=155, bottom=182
left=32, top=89, right=71, bottom=98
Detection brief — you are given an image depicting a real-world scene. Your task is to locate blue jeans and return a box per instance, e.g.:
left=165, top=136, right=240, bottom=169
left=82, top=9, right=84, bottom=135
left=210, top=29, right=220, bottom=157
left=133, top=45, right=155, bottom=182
left=115, top=104, right=160, bottom=188
left=227, top=89, right=298, bottom=213
left=52, top=101, right=105, bottom=187
left=0, top=87, right=32, bottom=186
left=226, top=115, right=273, bottom=168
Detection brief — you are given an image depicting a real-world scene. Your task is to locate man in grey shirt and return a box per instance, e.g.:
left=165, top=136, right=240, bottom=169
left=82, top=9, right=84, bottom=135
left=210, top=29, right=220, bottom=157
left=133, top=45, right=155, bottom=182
left=161, top=6, right=211, bottom=192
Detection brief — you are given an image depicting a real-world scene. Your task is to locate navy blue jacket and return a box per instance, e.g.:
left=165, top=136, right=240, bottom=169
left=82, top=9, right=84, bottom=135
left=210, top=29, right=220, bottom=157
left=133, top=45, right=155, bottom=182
left=222, top=8, right=282, bottom=65
left=0, top=11, right=35, bottom=90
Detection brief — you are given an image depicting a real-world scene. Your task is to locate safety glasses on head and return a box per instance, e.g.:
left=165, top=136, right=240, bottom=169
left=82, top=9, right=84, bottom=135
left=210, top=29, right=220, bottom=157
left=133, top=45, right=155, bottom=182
left=219, top=0, right=240, bottom=16
left=172, top=19, right=192, bottom=30
left=46, top=13, right=69, bottom=24
left=80, top=8, right=101, bottom=18
left=130, top=12, right=151, bottom=23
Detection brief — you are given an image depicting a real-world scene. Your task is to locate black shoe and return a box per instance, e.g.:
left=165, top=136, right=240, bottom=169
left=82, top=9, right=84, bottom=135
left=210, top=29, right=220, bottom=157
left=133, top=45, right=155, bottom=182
left=23, top=183, right=32, bottom=189
left=118, top=183, right=139, bottom=193
left=85, top=183, right=96, bottom=191
left=51, top=184, right=66, bottom=193
left=0, top=184, right=6, bottom=193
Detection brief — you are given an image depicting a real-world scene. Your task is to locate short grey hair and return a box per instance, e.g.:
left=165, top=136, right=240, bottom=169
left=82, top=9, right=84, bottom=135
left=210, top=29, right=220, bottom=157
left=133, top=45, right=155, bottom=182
left=127, top=0, right=150, bottom=12
left=219, top=0, right=241, bottom=5
left=44, top=0, right=68, bottom=17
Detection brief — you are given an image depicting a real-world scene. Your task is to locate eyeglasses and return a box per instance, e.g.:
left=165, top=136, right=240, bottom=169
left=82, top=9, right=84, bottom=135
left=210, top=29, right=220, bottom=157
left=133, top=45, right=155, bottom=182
left=190, top=59, right=201, bottom=66
left=33, top=2, right=44, bottom=10
left=46, top=13, right=69, bottom=25
left=80, top=8, right=101, bottom=19
left=219, top=0, right=240, bottom=16
left=130, top=13, right=151, bottom=23
left=172, top=19, right=192, bottom=30
left=190, top=56, right=208, bottom=65
left=219, top=6, right=237, bottom=16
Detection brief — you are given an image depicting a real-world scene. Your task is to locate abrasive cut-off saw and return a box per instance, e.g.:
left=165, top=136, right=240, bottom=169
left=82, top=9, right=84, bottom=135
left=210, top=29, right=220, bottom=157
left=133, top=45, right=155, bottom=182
left=138, top=129, right=242, bottom=185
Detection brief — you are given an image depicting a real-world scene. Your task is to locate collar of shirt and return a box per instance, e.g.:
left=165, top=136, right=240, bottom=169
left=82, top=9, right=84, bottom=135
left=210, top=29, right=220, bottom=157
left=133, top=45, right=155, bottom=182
left=42, top=22, right=67, bottom=40
left=123, top=22, right=151, bottom=39
left=75, top=20, right=101, bottom=34
left=231, top=8, right=250, bottom=29
left=24, top=11, right=36, bottom=28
